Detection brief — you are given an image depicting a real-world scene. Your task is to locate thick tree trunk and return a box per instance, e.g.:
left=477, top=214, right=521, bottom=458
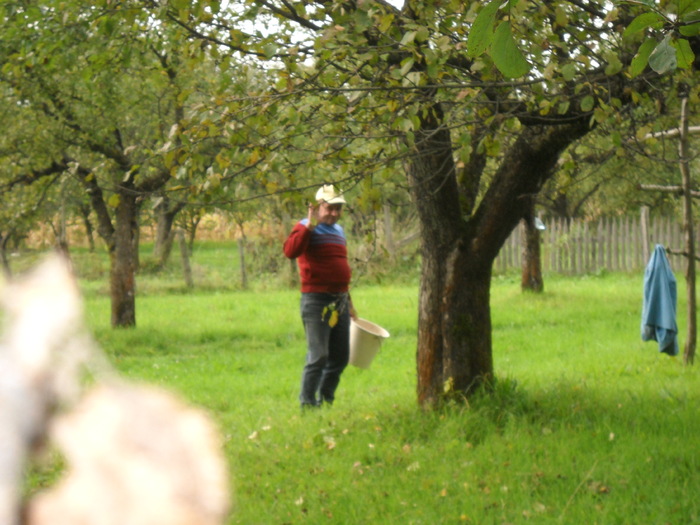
left=410, top=105, right=480, bottom=406
left=110, top=194, right=139, bottom=328
left=75, top=165, right=138, bottom=328
left=411, top=109, right=590, bottom=407
left=417, top=241, right=494, bottom=404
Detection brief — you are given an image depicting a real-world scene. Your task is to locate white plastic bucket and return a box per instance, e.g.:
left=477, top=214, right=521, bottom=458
left=349, top=318, right=390, bottom=369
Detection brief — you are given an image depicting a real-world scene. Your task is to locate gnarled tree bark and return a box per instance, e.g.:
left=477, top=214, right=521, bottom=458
left=412, top=109, right=590, bottom=407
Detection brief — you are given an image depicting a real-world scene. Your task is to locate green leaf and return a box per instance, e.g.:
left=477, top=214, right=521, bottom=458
left=648, top=34, right=677, bottom=74
left=679, top=0, right=700, bottom=15
left=467, top=0, right=501, bottom=58
left=623, top=12, right=664, bottom=39
left=580, top=95, right=595, bottom=112
left=378, top=13, right=395, bottom=33
left=604, top=51, right=623, bottom=75
left=679, top=21, right=700, bottom=36
left=400, top=57, right=415, bottom=77
left=401, top=31, right=416, bottom=45
left=554, top=6, right=569, bottom=27
left=416, top=26, right=430, bottom=43
left=629, top=38, right=656, bottom=77
left=673, top=38, right=695, bottom=68
left=263, top=43, right=277, bottom=59
left=681, top=8, right=700, bottom=22
left=561, top=63, right=577, bottom=81
left=490, top=21, right=530, bottom=78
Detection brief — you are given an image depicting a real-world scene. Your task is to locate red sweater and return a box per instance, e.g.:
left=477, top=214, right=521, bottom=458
left=283, top=220, right=352, bottom=293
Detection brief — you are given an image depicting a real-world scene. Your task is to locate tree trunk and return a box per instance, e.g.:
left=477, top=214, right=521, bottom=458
left=177, top=229, right=194, bottom=288
left=416, top=239, right=494, bottom=404
left=521, top=197, right=544, bottom=293
left=186, top=213, right=202, bottom=254
left=411, top=107, right=590, bottom=407
left=679, top=95, right=697, bottom=364
left=410, top=104, right=487, bottom=406
left=78, top=204, right=96, bottom=252
left=0, top=234, right=12, bottom=278
left=56, top=197, right=70, bottom=257
left=153, top=197, right=185, bottom=267
left=156, top=229, right=176, bottom=268
left=110, top=193, right=139, bottom=328
left=74, top=165, right=138, bottom=328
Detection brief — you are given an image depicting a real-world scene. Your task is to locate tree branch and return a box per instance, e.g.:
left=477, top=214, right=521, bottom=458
left=639, top=184, right=700, bottom=198
left=1, top=160, right=68, bottom=192
left=667, top=248, right=700, bottom=262
left=639, top=126, right=700, bottom=141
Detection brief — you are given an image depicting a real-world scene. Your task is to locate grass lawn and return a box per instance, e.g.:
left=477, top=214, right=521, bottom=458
left=18, top=244, right=700, bottom=524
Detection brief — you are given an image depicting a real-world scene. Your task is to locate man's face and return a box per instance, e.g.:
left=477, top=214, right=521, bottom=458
left=317, top=202, right=343, bottom=225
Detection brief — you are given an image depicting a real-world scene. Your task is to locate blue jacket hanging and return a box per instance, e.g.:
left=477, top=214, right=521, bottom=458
left=641, top=244, right=679, bottom=356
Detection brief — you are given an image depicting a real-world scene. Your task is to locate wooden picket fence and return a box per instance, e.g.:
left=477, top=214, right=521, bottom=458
left=494, top=215, right=688, bottom=274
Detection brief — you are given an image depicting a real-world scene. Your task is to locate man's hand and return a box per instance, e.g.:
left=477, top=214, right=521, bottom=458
left=306, top=203, right=317, bottom=230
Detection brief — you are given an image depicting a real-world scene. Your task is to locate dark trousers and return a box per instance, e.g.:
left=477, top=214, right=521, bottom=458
left=299, top=293, right=350, bottom=406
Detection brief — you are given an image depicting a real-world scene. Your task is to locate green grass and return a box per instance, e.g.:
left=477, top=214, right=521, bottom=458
left=18, top=245, right=700, bottom=524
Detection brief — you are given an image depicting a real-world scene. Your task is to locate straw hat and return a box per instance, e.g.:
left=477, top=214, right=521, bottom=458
left=315, top=184, right=346, bottom=204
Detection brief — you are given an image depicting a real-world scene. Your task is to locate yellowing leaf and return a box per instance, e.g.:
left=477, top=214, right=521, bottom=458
left=636, top=125, right=652, bottom=141
left=378, top=13, right=395, bottom=33
left=248, top=149, right=261, bottom=166
left=329, top=310, right=339, bottom=328
left=107, top=193, right=121, bottom=208
left=443, top=376, right=454, bottom=394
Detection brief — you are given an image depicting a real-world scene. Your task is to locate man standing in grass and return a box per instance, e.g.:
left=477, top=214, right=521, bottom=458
left=283, top=184, right=356, bottom=409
